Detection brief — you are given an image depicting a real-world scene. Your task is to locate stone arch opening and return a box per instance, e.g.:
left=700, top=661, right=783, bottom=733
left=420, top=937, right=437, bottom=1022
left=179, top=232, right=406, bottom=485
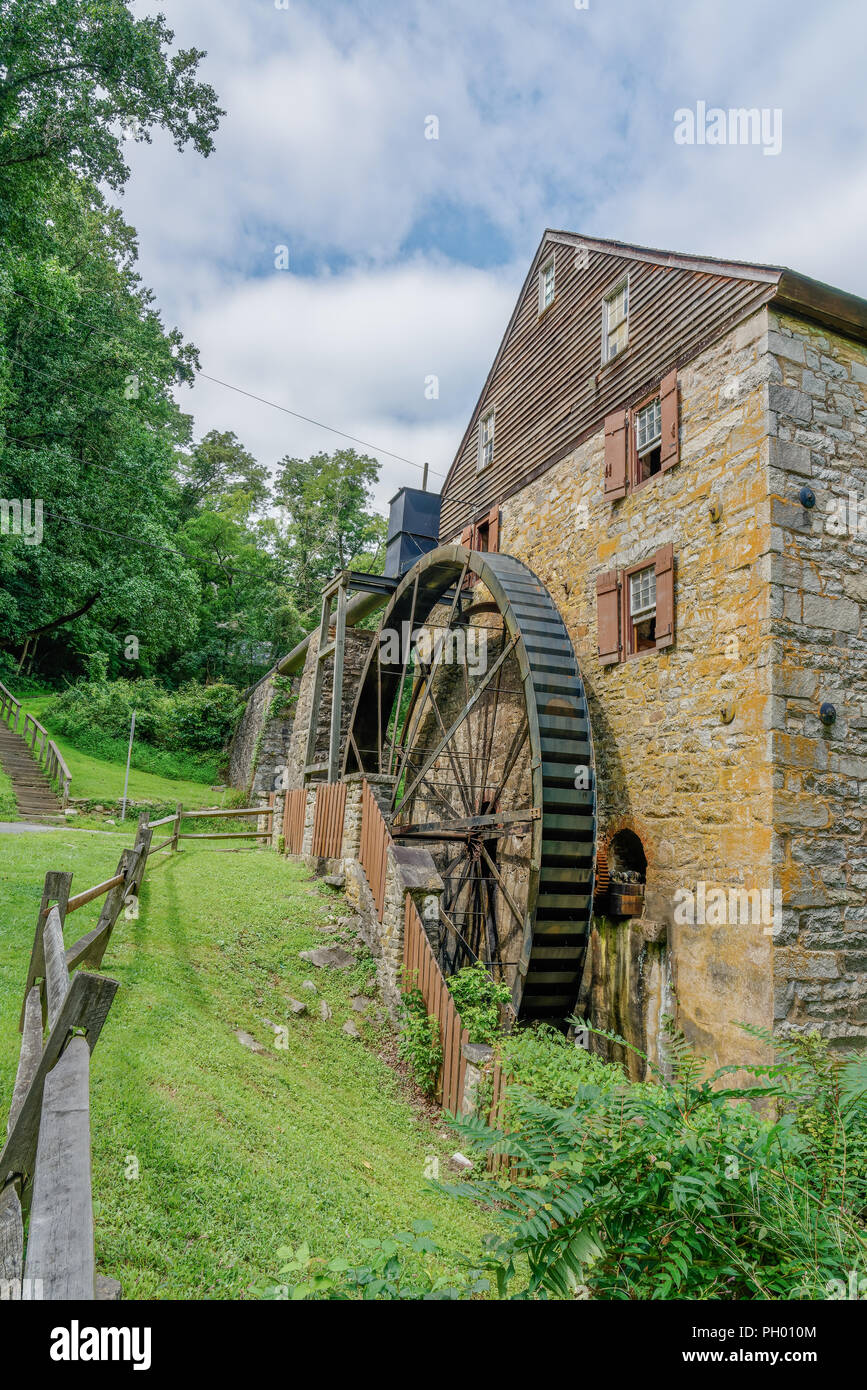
left=607, top=828, right=647, bottom=917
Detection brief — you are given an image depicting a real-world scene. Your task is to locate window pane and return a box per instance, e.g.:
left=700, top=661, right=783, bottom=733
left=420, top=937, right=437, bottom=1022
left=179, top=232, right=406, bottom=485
left=636, top=398, right=661, bottom=453
left=630, top=566, right=656, bottom=617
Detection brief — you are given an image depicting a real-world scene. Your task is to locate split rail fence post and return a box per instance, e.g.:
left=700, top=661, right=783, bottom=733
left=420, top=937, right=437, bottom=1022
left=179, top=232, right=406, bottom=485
left=171, top=803, right=182, bottom=853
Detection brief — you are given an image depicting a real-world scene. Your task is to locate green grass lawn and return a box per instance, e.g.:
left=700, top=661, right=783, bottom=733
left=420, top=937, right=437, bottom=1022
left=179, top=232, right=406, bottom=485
left=0, top=831, right=493, bottom=1298
left=0, top=761, right=16, bottom=819
left=15, top=694, right=220, bottom=809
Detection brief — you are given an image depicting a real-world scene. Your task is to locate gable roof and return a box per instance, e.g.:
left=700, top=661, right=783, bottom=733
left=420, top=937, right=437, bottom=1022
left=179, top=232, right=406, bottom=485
left=439, top=230, right=867, bottom=515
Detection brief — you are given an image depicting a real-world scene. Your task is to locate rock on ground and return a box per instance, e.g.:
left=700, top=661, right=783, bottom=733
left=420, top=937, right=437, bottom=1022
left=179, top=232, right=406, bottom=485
left=299, top=946, right=355, bottom=970
left=235, top=1029, right=269, bottom=1055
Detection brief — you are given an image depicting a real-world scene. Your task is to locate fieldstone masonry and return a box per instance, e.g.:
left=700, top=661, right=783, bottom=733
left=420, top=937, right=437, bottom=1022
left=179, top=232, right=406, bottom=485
left=284, top=626, right=374, bottom=789
left=259, top=305, right=867, bottom=1071
left=766, top=310, right=867, bottom=1045
left=497, top=304, right=867, bottom=1064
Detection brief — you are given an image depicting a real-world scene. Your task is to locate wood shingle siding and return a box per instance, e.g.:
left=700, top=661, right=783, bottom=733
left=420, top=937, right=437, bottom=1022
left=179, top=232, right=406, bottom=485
left=439, top=232, right=780, bottom=540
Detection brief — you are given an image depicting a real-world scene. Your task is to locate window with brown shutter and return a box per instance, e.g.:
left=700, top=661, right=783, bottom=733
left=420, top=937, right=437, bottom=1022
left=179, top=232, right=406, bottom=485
left=598, top=546, right=676, bottom=664
left=603, top=409, right=628, bottom=499
left=460, top=525, right=473, bottom=546
left=486, top=504, right=500, bottom=553
left=606, top=370, right=679, bottom=499
left=596, top=570, right=621, bottom=665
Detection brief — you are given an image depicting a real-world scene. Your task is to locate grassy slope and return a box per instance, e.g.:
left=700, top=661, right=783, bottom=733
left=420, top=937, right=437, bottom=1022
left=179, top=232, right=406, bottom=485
left=0, top=762, right=16, bottom=819
left=0, top=832, right=491, bottom=1298
left=18, top=694, right=217, bottom=808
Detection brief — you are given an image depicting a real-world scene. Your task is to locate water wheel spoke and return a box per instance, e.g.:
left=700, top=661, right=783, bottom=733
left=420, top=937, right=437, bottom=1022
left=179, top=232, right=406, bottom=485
left=391, top=559, right=469, bottom=791
left=479, top=843, right=525, bottom=931
left=395, top=634, right=519, bottom=814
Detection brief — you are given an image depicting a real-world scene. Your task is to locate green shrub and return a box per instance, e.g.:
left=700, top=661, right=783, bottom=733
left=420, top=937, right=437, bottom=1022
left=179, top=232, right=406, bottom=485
left=446, top=963, right=512, bottom=1045
left=499, top=1023, right=626, bottom=1108
left=397, top=989, right=443, bottom=1095
left=160, top=682, right=245, bottom=753
left=256, top=1227, right=490, bottom=1300
left=442, top=1021, right=867, bottom=1301
left=44, top=677, right=244, bottom=758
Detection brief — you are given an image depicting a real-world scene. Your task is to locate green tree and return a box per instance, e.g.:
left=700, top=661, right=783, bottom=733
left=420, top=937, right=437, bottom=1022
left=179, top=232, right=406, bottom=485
left=176, top=429, right=271, bottom=521
left=272, top=448, right=386, bottom=617
left=0, top=0, right=222, bottom=191
left=0, top=0, right=223, bottom=678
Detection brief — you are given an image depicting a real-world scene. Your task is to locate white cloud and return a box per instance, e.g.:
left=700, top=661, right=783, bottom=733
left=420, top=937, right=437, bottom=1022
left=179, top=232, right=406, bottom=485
left=175, top=258, right=518, bottom=510
left=120, top=0, right=867, bottom=496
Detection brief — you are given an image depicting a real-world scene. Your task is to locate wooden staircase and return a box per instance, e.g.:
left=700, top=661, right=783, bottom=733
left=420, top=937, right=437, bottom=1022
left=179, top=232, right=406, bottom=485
left=0, top=719, right=63, bottom=821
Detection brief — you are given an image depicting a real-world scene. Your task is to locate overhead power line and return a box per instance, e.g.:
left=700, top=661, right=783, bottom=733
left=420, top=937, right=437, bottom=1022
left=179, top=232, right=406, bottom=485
left=7, top=288, right=446, bottom=482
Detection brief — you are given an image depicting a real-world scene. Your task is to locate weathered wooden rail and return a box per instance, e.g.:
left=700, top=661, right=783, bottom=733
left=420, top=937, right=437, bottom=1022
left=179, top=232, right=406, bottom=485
left=0, top=680, right=72, bottom=808
left=0, top=813, right=156, bottom=1300
left=0, top=798, right=272, bottom=1299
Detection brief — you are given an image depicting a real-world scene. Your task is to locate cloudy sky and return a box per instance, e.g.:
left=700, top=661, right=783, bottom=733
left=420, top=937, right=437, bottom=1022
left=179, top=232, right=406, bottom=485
left=123, top=0, right=866, bottom=512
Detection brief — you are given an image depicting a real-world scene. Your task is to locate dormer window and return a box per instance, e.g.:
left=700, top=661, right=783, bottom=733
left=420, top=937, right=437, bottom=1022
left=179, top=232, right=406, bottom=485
left=477, top=408, right=495, bottom=472
left=602, top=278, right=629, bottom=362
left=538, top=255, right=556, bottom=314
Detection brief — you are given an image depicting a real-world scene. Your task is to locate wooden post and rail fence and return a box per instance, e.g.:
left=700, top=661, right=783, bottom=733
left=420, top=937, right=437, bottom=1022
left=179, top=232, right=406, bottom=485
left=1, top=775, right=510, bottom=1299
left=297, top=776, right=514, bottom=1150
left=0, top=798, right=273, bottom=1300
left=0, top=680, right=72, bottom=808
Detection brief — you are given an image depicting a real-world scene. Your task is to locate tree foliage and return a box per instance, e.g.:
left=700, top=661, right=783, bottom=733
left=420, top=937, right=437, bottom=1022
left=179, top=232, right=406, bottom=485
left=0, top=2, right=387, bottom=696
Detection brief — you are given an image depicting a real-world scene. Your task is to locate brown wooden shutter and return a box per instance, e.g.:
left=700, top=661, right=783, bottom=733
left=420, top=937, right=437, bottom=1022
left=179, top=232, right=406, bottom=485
left=603, top=409, right=628, bottom=498
left=596, top=570, right=621, bottom=665
left=460, top=524, right=473, bottom=547
left=487, top=505, right=500, bottom=553
left=654, top=544, right=675, bottom=649
left=659, top=370, right=679, bottom=470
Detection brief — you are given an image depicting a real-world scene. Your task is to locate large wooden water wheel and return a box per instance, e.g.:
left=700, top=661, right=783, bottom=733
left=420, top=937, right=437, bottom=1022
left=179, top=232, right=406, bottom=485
left=343, top=544, right=596, bottom=1020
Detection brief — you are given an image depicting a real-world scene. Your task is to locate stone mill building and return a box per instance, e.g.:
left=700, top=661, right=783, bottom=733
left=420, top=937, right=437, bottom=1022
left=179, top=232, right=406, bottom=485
left=233, top=231, right=867, bottom=1074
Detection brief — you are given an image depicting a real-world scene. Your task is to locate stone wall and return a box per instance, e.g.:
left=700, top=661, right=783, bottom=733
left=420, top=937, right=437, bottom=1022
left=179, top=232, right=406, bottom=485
left=228, top=673, right=298, bottom=799
left=284, top=627, right=375, bottom=789
left=578, top=918, right=674, bottom=1081
left=766, top=310, right=867, bottom=1048
left=500, top=309, right=778, bottom=1072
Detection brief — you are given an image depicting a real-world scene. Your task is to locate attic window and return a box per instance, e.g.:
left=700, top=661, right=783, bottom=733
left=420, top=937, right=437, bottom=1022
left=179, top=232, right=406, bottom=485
left=602, top=279, right=629, bottom=362
left=477, top=409, right=495, bottom=472
left=538, top=255, right=556, bottom=314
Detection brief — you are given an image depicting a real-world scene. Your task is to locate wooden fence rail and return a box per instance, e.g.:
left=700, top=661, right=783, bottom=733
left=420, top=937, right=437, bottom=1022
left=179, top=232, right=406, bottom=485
left=0, top=680, right=72, bottom=808
left=0, top=796, right=270, bottom=1300
left=403, top=897, right=469, bottom=1114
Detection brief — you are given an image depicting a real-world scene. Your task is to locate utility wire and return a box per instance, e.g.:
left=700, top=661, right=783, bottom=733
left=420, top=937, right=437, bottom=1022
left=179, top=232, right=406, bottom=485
left=8, top=288, right=445, bottom=480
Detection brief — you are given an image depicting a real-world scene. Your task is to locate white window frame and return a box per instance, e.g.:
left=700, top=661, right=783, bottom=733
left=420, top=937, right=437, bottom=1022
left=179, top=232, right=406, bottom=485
left=601, top=276, right=629, bottom=363
left=629, top=565, right=656, bottom=621
left=477, top=408, right=495, bottom=472
left=538, top=254, right=556, bottom=315
left=635, top=397, right=662, bottom=457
